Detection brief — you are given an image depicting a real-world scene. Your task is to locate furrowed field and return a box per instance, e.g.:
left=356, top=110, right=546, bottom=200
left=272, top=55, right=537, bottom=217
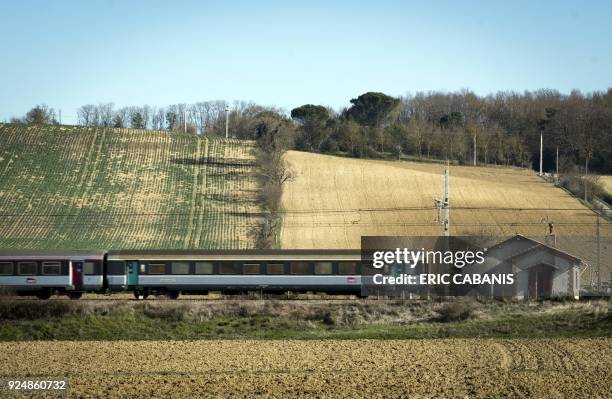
left=0, top=338, right=610, bottom=398
left=280, top=151, right=612, bottom=280
left=0, top=300, right=610, bottom=398
left=0, top=123, right=257, bottom=249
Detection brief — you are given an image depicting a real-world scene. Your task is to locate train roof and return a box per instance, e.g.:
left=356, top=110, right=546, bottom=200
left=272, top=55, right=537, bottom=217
left=107, top=249, right=362, bottom=262
left=0, top=249, right=106, bottom=260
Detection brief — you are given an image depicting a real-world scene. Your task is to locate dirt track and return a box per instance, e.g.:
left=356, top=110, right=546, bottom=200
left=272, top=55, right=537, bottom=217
left=0, top=339, right=610, bottom=398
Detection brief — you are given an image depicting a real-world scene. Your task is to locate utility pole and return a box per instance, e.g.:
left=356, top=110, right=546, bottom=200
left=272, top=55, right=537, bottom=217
left=59, top=109, right=62, bottom=124
left=596, top=215, right=601, bottom=290
left=539, top=128, right=543, bottom=176
left=184, top=110, right=187, bottom=133
left=556, top=146, right=559, bottom=181
left=225, top=105, right=230, bottom=139
left=473, top=135, right=477, bottom=166
left=584, top=156, right=589, bottom=202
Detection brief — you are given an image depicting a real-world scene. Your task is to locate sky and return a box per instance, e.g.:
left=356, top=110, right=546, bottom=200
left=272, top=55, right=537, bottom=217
left=1, top=0, right=611, bottom=124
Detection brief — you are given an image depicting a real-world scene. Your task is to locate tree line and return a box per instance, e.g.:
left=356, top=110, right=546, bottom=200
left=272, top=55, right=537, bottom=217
left=7, top=88, right=612, bottom=174
left=289, top=89, right=611, bottom=175
left=73, top=101, right=280, bottom=137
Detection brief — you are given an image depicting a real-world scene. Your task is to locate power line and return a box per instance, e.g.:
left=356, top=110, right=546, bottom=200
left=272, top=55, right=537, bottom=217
left=0, top=206, right=603, bottom=218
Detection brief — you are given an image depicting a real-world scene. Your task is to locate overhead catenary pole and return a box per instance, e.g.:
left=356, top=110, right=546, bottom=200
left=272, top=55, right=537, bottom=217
left=433, top=163, right=450, bottom=237
left=59, top=109, right=62, bottom=125
left=184, top=109, right=187, bottom=133
left=444, top=163, right=450, bottom=237
left=225, top=105, right=230, bottom=139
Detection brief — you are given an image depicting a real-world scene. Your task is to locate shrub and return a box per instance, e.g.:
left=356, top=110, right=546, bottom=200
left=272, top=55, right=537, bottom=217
left=0, top=301, right=81, bottom=320
left=436, top=301, right=476, bottom=322
left=138, top=303, right=189, bottom=321
left=558, top=163, right=605, bottom=202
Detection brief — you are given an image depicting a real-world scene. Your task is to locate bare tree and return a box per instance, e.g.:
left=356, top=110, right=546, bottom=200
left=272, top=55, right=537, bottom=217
left=77, top=104, right=96, bottom=126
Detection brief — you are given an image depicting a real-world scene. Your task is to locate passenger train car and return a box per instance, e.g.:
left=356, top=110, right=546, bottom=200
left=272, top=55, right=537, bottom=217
left=0, top=249, right=369, bottom=299
left=0, top=250, right=105, bottom=299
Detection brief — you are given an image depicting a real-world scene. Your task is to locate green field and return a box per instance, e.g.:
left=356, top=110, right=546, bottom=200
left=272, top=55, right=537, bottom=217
left=0, top=123, right=257, bottom=249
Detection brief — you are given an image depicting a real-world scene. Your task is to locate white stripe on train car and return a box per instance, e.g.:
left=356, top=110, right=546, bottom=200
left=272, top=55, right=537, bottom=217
left=137, top=275, right=362, bottom=286
left=106, top=275, right=127, bottom=286
left=83, top=275, right=103, bottom=289
left=0, top=276, right=71, bottom=287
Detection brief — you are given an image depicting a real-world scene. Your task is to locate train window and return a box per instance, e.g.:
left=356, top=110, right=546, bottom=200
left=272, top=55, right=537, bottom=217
left=243, top=263, right=261, bottom=274
left=171, top=262, right=190, bottom=274
left=338, top=262, right=357, bottom=275
left=266, top=263, right=284, bottom=274
left=219, top=263, right=239, bottom=274
left=290, top=262, right=310, bottom=274
left=148, top=263, right=166, bottom=274
left=0, top=262, right=13, bottom=275
left=314, top=262, right=332, bottom=275
left=18, top=262, right=37, bottom=275
left=42, top=262, right=61, bottom=275
left=195, top=262, right=213, bottom=274
left=84, top=262, right=95, bottom=275
left=362, top=264, right=378, bottom=275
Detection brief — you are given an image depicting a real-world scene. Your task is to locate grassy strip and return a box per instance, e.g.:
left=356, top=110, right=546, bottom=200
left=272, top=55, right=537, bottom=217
left=0, top=307, right=609, bottom=341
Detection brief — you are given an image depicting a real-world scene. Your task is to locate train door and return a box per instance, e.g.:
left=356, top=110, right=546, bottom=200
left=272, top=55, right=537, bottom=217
left=127, top=261, right=139, bottom=287
left=71, top=261, right=84, bottom=290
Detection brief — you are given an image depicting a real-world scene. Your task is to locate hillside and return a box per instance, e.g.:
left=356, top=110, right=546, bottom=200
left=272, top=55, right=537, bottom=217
left=0, top=123, right=257, bottom=249
left=280, top=151, right=611, bottom=280
left=601, top=176, right=612, bottom=198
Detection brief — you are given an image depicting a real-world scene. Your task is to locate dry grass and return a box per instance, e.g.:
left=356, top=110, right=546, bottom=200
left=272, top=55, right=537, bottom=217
left=280, top=151, right=612, bottom=281
left=1, top=297, right=606, bottom=325
left=0, top=338, right=610, bottom=398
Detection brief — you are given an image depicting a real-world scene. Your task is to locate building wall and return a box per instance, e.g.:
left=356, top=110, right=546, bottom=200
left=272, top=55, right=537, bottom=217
left=475, top=238, right=580, bottom=299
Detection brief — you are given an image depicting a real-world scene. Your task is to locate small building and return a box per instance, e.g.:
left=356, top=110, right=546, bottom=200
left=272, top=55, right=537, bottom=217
left=475, top=235, right=583, bottom=299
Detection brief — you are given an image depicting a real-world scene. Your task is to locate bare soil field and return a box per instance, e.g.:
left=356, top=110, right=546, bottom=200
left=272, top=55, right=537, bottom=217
left=280, top=151, right=612, bottom=280
left=0, top=338, right=609, bottom=398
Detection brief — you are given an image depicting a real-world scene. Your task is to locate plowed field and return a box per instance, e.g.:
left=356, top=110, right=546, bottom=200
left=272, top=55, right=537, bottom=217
left=0, top=339, right=609, bottom=398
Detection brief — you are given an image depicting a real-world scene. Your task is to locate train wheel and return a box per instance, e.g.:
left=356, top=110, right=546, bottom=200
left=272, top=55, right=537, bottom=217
left=36, top=289, right=51, bottom=300
left=166, top=291, right=179, bottom=300
left=133, top=291, right=149, bottom=300
left=68, top=292, right=82, bottom=300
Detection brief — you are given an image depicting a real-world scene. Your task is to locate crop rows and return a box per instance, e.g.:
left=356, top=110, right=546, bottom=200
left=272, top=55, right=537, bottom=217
left=0, top=123, right=258, bottom=249
left=0, top=339, right=610, bottom=398
left=197, top=138, right=258, bottom=249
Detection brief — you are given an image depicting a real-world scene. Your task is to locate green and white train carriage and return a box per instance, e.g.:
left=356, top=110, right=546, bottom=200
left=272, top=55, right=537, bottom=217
left=106, top=249, right=365, bottom=299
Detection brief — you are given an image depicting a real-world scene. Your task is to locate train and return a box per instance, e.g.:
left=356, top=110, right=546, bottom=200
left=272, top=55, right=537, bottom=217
left=0, top=249, right=372, bottom=299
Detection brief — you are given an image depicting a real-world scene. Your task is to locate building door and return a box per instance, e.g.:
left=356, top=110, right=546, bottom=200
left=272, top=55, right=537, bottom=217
left=528, top=267, right=553, bottom=299
left=71, top=261, right=84, bottom=290
left=127, top=261, right=139, bottom=287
